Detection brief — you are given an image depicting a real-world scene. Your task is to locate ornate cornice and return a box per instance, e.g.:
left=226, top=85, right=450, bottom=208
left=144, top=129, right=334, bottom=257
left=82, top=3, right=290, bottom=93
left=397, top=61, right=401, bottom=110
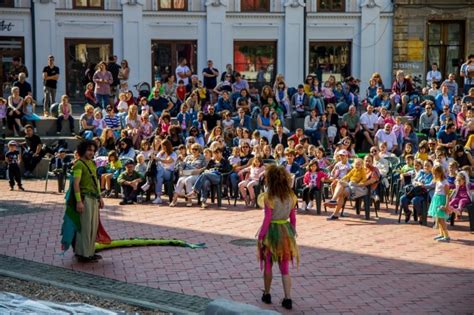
left=307, top=13, right=361, bottom=19
left=56, top=9, right=122, bottom=17
left=0, top=8, right=30, bottom=15
left=142, top=11, right=206, bottom=18
left=205, top=0, right=227, bottom=7
left=284, top=0, right=305, bottom=8
left=226, top=12, right=285, bottom=19
left=120, top=0, right=145, bottom=5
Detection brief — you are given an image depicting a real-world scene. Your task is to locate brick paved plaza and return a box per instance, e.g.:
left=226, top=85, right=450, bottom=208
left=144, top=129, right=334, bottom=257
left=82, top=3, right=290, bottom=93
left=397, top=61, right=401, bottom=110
left=1, top=179, right=473, bottom=314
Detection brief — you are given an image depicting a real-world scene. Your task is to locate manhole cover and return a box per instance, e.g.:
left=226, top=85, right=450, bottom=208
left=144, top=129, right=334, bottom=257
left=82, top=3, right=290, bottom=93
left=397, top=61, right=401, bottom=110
left=230, top=239, right=256, bottom=247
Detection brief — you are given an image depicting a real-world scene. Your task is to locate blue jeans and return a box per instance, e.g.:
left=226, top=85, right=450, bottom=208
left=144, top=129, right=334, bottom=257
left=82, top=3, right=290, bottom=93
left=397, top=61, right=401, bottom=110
left=304, top=128, right=320, bottom=145
left=155, top=165, right=173, bottom=195
left=310, top=97, right=325, bottom=115
left=230, top=172, right=240, bottom=198
left=193, top=172, right=221, bottom=202
left=96, top=94, right=109, bottom=109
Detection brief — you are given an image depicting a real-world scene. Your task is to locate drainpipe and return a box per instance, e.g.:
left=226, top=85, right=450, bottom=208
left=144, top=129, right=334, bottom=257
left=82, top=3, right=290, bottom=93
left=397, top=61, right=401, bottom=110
left=303, top=0, right=307, bottom=79
left=30, top=0, right=37, bottom=98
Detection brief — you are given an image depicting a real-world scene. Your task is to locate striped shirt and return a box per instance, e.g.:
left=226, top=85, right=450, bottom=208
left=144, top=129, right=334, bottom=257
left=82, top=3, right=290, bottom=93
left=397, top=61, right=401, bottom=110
left=104, top=115, right=120, bottom=129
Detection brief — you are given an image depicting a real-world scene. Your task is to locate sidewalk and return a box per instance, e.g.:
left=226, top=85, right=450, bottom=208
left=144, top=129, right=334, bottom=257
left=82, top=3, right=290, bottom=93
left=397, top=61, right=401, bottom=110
left=0, top=179, right=473, bottom=314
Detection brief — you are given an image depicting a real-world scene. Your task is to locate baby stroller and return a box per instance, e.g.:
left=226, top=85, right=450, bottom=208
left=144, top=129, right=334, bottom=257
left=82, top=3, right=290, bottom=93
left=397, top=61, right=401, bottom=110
left=135, top=82, right=151, bottom=99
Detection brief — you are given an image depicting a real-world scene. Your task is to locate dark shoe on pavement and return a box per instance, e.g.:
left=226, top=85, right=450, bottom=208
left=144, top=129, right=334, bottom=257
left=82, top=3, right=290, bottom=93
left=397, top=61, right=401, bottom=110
left=91, top=254, right=103, bottom=260
left=76, top=255, right=98, bottom=263
left=327, top=215, right=339, bottom=220
left=261, top=292, right=271, bottom=304
left=281, top=298, right=292, bottom=310
left=119, top=200, right=128, bottom=205
left=405, top=210, right=412, bottom=223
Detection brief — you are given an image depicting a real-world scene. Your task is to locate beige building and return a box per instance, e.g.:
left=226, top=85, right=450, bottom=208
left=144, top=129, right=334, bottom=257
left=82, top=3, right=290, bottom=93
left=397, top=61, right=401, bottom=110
left=392, top=0, right=474, bottom=88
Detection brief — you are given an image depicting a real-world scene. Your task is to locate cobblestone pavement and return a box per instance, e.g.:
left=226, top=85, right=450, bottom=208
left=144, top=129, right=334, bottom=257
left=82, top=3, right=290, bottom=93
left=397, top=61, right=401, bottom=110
left=0, top=179, right=473, bottom=314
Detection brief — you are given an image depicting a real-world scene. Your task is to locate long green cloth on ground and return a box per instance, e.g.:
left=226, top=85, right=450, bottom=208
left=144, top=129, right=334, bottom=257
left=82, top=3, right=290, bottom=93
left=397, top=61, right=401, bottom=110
left=95, top=238, right=207, bottom=251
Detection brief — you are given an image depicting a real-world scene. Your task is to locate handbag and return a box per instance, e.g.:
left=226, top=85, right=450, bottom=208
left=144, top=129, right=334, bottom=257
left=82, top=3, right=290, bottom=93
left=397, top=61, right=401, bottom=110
left=405, top=184, right=427, bottom=198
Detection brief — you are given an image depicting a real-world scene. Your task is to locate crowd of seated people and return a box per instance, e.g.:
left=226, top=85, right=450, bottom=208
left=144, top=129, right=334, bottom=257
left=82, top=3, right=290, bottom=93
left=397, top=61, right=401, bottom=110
left=4, top=54, right=474, bottom=233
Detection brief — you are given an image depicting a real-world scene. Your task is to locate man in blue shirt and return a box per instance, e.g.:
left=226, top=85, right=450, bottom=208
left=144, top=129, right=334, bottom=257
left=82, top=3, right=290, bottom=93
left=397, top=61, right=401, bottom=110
left=437, top=122, right=457, bottom=150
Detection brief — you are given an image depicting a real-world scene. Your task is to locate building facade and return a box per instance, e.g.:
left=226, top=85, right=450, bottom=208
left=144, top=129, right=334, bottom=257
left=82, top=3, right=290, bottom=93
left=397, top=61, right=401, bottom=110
left=393, top=0, right=474, bottom=88
left=1, top=0, right=393, bottom=101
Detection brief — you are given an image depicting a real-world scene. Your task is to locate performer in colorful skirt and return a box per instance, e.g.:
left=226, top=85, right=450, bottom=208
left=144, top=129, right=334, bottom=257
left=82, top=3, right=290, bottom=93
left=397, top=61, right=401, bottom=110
left=257, top=164, right=299, bottom=310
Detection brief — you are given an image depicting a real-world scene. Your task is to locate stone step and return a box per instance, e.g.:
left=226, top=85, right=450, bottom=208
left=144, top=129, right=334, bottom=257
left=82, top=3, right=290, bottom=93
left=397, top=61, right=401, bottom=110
left=4, top=118, right=81, bottom=137
left=4, top=136, right=80, bottom=151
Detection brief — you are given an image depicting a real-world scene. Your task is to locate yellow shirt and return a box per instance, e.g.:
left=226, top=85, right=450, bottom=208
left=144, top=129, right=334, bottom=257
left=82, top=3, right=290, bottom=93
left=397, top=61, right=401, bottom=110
left=108, top=160, right=122, bottom=170
left=415, top=152, right=428, bottom=161
left=342, top=167, right=367, bottom=184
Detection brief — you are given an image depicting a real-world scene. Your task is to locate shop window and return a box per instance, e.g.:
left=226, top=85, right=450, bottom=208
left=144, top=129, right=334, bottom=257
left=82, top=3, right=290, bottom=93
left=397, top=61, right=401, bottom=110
left=234, top=41, right=276, bottom=87
left=317, top=0, right=345, bottom=12
left=241, top=0, right=270, bottom=12
left=73, top=0, right=103, bottom=9
left=151, top=40, right=197, bottom=84
left=65, top=39, right=113, bottom=100
left=0, top=37, right=24, bottom=98
left=0, top=0, right=14, bottom=7
left=309, top=42, right=351, bottom=83
left=158, top=0, right=187, bottom=10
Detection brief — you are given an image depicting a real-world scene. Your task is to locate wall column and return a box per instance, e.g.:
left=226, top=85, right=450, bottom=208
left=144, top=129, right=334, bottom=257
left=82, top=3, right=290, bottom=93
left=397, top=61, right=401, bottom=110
left=205, top=0, right=227, bottom=72
left=32, top=0, right=57, bottom=101
left=360, top=0, right=382, bottom=92
left=121, top=0, right=145, bottom=87
left=283, top=0, right=305, bottom=87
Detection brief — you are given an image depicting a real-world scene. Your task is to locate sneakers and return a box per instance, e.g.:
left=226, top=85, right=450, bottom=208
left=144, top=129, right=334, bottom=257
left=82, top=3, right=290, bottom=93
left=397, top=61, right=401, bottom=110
left=309, top=200, right=315, bottom=210
left=437, top=237, right=451, bottom=243
left=433, top=235, right=444, bottom=240
left=201, top=201, right=207, bottom=208
left=299, top=202, right=308, bottom=211
left=261, top=292, right=271, bottom=304
left=152, top=196, right=162, bottom=204
left=281, top=298, right=292, bottom=310
left=170, top=200, right=177, bottom=207
left=327, top=215, right=339, bottom=220
left=141, top=182, right=150, bottom=192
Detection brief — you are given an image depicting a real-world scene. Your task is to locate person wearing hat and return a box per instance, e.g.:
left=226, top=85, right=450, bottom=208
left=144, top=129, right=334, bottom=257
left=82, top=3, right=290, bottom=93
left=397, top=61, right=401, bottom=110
left=117, top=159, right=144, bottom=205
left=6, top=140, right=24, bottom=191
left=328, top=149, right=352, bottom=194
left=93, top=61, right=113, bottom=109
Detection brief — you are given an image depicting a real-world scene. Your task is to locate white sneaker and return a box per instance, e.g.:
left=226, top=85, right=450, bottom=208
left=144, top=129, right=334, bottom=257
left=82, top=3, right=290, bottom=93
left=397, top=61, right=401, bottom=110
left=309, top=201, right=315, bottom=210
left=141, top=182, right=150, bottom=192
left=152, top=196, right=162, bottom=204
left=299, top=202, right=308, bottom=211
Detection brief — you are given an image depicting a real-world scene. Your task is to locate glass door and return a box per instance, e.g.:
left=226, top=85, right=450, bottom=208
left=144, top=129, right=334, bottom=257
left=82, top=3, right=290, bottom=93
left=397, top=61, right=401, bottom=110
left=427, top=21, right=465, bottom=88
left=0, top=36, right=25, bottom=98
left=64, top=38, right=113, bottom=101
left=151, top=40, right=197, bottom=84
left=309, top=42, right=351, bottom=83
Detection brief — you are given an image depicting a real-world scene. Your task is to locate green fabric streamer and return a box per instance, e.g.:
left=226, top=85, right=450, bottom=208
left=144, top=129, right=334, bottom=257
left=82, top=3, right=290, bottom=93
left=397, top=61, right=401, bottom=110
left=95, top=238, right=207, bottom=251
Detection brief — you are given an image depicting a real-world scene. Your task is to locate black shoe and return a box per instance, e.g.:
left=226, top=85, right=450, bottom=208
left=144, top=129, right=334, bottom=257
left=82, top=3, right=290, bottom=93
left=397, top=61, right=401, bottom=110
left=327, top=215, right=339, bottom=220
left=261, top=292, right=272, bottom=304
left=282, top=298, right=292, bottom=310
left=119, top=200, right=128, bottom=205
left=18, top=186, right=25, bottom=191
left=91, top=254, right=103, bottom=260
left=76, top=255, right=98, bottom=263
left=404, top=210, right=412, bottom=223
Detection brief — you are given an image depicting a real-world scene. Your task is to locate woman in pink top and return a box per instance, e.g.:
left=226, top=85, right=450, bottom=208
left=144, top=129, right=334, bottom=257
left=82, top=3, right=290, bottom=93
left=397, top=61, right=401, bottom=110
left=93, top=61, right=113, bottom=109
